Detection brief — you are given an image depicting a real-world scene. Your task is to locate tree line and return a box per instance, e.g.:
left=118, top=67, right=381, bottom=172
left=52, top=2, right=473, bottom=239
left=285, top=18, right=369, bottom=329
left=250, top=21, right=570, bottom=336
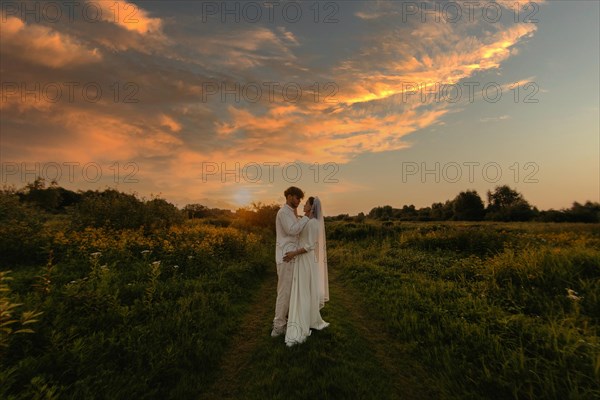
left=0, top=178, right=278, bottom=233
left=363, top=186, right=599, bottom=223
left=2, top=179, right=599, bottom=229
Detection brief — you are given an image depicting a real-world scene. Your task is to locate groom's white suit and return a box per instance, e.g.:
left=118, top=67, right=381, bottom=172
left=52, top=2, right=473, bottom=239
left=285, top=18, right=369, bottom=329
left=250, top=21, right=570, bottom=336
left=273, top=204, right=309, bottom=331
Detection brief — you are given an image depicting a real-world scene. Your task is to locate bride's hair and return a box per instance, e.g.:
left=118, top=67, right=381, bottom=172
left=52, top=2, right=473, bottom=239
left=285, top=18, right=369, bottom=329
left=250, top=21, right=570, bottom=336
left=308, top=196, right=319, bottom=219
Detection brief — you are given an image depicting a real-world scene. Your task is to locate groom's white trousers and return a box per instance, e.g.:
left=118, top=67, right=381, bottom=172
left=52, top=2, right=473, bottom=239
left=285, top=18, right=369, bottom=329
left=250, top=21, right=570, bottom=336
left=274, top=261, right=294, bottom=329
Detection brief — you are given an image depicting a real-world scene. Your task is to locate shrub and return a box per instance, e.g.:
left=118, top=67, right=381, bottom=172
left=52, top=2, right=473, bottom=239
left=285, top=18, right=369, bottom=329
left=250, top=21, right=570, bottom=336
left=0, top=190, right=50, bottom=265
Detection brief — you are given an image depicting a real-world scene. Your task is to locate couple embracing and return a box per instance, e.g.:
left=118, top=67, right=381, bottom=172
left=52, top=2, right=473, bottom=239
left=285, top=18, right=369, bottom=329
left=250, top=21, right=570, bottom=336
left=271, top=186, right=329, bottom=347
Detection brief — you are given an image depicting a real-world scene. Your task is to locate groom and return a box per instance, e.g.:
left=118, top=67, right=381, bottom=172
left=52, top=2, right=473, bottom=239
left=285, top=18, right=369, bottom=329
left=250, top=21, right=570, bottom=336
left=271, top=186, right=309, bottom=337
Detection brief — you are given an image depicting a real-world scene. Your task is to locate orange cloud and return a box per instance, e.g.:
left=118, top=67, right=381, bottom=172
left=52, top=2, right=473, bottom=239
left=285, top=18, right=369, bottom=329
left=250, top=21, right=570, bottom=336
left=98, top=0, right=162, bottom=34
left=209, top=100, right=448, bottom=165
left=2, top=102, right=185, bottom=166
left=0, top=16, right=102, bottom=68
left=159, top=114, right=182, bottom=133
left=332, top=23, right=537, bottom=106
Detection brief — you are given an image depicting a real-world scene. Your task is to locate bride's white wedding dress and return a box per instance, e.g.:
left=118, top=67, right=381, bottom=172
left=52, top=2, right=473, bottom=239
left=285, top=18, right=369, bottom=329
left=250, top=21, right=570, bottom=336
left=285, top=218, right=329, bottom=347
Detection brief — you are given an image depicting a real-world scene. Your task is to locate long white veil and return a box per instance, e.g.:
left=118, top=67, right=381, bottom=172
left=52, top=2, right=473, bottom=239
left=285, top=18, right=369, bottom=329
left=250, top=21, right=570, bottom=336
left=311, top=197, right=329, bottom=308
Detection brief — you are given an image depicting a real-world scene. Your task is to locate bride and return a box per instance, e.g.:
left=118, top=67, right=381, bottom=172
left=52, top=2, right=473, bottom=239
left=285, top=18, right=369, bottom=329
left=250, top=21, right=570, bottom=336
left=283, top=196, right=329, bottom=347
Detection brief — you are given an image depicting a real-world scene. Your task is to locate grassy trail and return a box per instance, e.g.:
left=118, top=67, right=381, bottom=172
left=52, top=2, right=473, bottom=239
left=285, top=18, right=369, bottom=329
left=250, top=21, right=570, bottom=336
left=329, top=268, right=437, bottom=400
left=199, top=269, right=279, bottom=399
left=199, top=264, right=436, bottom=399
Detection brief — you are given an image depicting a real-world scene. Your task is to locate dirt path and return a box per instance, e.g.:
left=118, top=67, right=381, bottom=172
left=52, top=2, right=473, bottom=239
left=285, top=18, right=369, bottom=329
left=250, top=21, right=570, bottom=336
left=327, top=267, right=436, bottom=400
left=199, top=264, right=434, bottom=399
left=199, top=270, right=278, bottom=399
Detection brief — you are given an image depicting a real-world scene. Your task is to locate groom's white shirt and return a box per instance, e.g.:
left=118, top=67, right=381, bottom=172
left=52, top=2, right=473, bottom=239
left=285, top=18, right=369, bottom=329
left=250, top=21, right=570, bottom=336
left=275, top=204, right=309, bottom=264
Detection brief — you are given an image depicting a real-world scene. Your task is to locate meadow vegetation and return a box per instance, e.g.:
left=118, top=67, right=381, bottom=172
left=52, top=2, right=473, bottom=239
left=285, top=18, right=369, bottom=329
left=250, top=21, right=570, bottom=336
left=1, top=183, right=598, bottom=399
left=328, top=220, right=599, bottom=399
left=1, top=187, right=271, bottom=399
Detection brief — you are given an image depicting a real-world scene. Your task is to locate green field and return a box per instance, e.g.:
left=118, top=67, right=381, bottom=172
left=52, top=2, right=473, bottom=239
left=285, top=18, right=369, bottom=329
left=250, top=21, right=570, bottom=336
left=2, top=215, right=599, bottom=399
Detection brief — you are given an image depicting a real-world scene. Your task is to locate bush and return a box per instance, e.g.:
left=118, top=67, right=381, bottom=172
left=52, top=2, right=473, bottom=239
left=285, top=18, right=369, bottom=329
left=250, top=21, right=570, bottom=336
left=72, top=190, right=182, bottom=231
left=0, top=190, right=50, bottom=265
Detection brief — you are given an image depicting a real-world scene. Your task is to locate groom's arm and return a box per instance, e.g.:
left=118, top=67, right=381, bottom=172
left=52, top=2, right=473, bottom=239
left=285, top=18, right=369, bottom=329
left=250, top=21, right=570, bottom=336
left=280, top=209, right=308, bottom=236
left=287, top=221, right=317, bottom=258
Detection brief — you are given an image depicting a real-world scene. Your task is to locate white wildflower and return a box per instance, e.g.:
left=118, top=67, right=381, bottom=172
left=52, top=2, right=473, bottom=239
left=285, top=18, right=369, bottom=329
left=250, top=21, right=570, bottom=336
left=566, top=288, right=582, bottom=301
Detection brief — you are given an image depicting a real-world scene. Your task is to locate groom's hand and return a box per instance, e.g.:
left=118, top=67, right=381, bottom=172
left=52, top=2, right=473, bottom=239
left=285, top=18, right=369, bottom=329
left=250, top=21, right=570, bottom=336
left=283, top=251, right=295, bottom=262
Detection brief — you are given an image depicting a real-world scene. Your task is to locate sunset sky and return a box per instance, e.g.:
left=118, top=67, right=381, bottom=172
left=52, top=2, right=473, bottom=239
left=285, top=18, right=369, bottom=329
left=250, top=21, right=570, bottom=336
left=1, top=0, right=598, bottom=215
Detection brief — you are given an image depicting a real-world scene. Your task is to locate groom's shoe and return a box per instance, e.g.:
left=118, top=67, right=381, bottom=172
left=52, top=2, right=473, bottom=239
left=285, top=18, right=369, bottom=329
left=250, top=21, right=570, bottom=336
left=271, top=326, right=285, bottom=337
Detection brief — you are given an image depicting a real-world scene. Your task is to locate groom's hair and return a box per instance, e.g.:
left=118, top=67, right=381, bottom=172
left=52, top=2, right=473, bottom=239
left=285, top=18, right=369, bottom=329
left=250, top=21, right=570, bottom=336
left=284, top=186, right=304, bottom=199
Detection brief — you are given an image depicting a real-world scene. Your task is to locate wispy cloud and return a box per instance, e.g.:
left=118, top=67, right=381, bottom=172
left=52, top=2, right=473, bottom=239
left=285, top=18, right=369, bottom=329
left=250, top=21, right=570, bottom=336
left=479, top=115, right=511, bottom=123
left=0, top=1, right=545, bottom=206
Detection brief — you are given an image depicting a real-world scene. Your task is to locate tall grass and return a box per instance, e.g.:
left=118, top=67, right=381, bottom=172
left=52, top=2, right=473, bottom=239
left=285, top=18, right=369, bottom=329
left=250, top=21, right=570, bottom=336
left=331, top=221, right=600, bottom=399
left=2, top=210, right=598, bottom=399
left=1, top=220, right=272, bottom=399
